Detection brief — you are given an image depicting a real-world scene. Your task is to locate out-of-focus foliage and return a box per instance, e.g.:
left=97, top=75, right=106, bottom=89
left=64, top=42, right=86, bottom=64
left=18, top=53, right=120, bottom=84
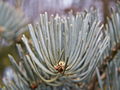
left=3, top=0, right=119, bottom=22
left=97, top=51, right=120, bottom=90
left=0, top=1, right=28, bottom=85
left=0, top=1, right=28, bottom=49
left=96, top=2, right=120, bottom=90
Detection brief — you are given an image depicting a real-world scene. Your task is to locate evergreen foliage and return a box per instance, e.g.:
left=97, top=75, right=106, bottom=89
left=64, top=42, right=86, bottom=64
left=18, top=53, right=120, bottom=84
left=1, top=1, right=120, bottom=90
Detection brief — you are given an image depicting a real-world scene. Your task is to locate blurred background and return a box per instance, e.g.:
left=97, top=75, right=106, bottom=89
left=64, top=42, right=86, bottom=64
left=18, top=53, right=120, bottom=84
left=0, top=0, right=119, bottom=86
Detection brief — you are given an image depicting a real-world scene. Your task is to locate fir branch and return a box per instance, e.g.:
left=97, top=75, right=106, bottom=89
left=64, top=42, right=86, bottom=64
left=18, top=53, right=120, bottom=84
left=2, top=11, right=109, bottom=90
